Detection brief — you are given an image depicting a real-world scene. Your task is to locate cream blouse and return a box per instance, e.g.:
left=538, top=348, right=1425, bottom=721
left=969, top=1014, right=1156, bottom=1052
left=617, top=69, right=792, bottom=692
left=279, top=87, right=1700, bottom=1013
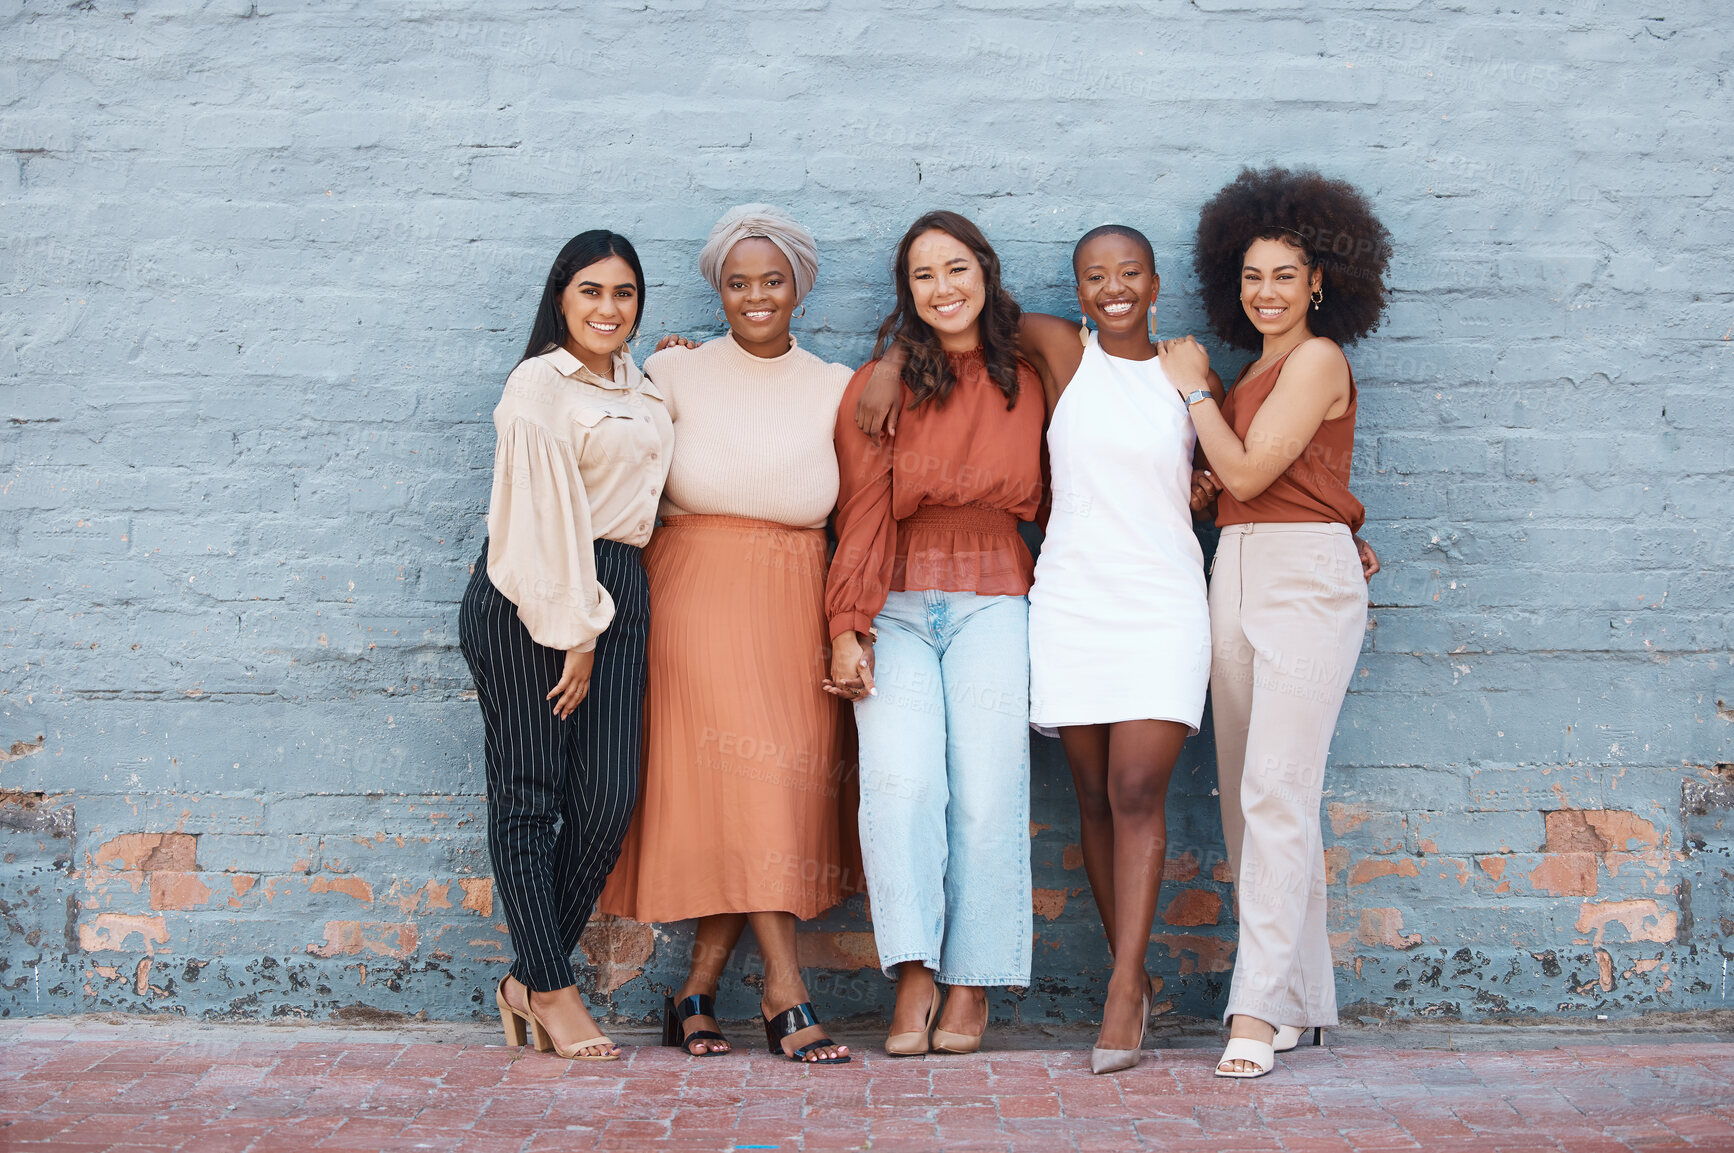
left=484, top=345, right=674, bottom=652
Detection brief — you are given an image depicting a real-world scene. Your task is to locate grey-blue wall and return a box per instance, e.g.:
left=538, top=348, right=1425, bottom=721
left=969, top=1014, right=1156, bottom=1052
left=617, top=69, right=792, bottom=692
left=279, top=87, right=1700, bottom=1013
left=3, top=0, right=1731, bottom=1026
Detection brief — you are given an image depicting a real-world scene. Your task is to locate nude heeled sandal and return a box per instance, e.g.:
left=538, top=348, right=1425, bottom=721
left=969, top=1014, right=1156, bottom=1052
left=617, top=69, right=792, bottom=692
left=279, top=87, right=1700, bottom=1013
left=497, top=976, right=619, bottom=1061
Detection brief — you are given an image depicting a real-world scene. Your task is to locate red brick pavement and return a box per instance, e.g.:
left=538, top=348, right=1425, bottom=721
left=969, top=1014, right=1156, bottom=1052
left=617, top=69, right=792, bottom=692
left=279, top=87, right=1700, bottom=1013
left=2, top=1026, right=1731, bottom=1152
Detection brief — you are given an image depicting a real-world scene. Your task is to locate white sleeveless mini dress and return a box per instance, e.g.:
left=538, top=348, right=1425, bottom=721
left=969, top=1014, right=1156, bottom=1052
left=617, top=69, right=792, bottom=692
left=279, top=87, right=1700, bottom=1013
left=1028, top=334, right=1211, bottom=734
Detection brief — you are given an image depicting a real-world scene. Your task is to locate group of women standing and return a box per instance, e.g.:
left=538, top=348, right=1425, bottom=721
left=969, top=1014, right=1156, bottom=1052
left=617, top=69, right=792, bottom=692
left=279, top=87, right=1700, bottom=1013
left=456, top=166, right=1393, bottom=1078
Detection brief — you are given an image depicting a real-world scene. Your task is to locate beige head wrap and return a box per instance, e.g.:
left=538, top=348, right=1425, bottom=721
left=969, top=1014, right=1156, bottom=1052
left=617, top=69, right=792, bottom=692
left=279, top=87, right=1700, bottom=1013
left=698, top=204, right=819, bottom=304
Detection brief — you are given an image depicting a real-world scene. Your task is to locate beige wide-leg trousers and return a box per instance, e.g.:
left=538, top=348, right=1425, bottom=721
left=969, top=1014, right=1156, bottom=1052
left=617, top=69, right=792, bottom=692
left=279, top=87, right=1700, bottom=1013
left=1210, top=522, right=1367, bottom=1029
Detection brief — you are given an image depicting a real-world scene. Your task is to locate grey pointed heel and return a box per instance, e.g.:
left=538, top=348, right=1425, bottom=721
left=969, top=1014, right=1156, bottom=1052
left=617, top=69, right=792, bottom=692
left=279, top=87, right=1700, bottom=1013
left=1089, top=992, right=1149, bottom=1075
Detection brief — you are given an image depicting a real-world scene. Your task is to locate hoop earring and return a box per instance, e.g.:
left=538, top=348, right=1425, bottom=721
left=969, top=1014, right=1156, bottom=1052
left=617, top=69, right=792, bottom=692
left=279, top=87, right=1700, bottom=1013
left=1311, top=287, right=1323, bottom=311
left=716, top=307, right=726, bottom=326
left=1078, top=313, right=1090, bottom=348
left=794, top=304, right=806, bottom=320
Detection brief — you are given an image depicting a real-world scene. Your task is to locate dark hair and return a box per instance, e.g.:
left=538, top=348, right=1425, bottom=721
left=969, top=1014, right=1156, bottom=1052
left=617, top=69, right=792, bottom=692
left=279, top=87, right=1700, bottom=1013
left=873, top=210, right=1022, bottom=410
left=1192, top=167, right=1391, bottom=351
left=1073, top=224, right=1155, bottom=276
left=519, top=230, right=646, bottom=364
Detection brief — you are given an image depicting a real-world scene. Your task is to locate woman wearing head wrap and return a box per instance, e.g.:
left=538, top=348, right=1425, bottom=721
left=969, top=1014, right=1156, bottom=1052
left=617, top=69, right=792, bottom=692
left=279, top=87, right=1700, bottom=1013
left=599, top=205, right=858, bottom=1065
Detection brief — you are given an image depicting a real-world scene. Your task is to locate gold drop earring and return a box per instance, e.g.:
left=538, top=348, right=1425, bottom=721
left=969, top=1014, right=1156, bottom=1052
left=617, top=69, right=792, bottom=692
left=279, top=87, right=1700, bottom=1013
left=1311, top=287, right=1323, bottom=311
left=1146, top=301, right=1158, bottom=344
left=1078, top=313, right=1090, bottom=347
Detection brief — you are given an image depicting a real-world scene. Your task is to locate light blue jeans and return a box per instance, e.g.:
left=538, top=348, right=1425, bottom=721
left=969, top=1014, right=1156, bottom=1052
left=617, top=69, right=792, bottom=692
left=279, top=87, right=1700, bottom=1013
left=854, top=589, right=1032, bottom=986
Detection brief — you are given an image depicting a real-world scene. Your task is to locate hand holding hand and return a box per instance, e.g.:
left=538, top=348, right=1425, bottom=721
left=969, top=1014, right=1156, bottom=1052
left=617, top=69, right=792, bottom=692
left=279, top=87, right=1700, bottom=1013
left=822, top=632, right=876, bottom=701
left=547, top=648, right=595, bottom=719
left=1189, top=468, right=1222, bottom=514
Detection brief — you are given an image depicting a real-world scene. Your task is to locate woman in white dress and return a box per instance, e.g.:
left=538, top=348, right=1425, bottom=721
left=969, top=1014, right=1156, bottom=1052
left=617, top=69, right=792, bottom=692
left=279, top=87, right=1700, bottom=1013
left=853, top=225, right=1220, bottom=1074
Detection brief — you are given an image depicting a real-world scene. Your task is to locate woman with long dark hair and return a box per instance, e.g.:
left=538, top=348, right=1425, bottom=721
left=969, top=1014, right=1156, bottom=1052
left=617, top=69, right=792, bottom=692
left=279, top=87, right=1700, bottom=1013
left=1159, top=167, right=1389, bottom=1078
left=824, top=210, right=1043, bottom=1057
left=599, top=205, right=856, bottom=1065
left=459, top=230, right=673, bottom=1060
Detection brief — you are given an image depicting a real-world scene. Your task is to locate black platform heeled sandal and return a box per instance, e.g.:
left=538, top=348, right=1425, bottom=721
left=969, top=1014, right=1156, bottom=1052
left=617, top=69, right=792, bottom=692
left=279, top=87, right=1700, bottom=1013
left=662, top=993, right=731, bottom=1056
left=763, top=1001, right=851, bottom=1064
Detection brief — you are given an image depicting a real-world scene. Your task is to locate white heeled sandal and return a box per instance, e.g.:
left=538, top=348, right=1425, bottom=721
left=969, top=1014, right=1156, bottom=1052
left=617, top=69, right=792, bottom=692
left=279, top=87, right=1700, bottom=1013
left=1274, top=1024, right=1323, bottom=1052
left=1214, top=1036, right=1275, bottom=1078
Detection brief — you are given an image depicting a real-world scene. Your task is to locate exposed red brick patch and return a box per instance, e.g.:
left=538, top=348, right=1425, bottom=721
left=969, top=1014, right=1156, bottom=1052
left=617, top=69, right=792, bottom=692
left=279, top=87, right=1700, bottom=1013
left=458, top=878, right=494, bottom=917
left=1575, top=899, right=1677, bottom=945
left=386, top=879, right=450, bottom=914
left=78, top=913, right=169, bottom=954
left=1348, top=857, right=1420, bottom=887
left=1529, top=852, right=1598, bottom=897
left=229, top=875, right=256, bottom=907
left=1479, top=856, right=1506, bottom=882
left=1212, top=859, right=1235, bottom=883
left=1162, top=890, right=1221, bottom=927
left=798, top=930, right=879, bottom=972
left=134, top=958, right=153, bottom=995
left=1357, top=908, right=1421, bottom=949
left=578, top=916, right=655, bottom=993
left=1544, top=810, right=1659, bottom=853
left=89, top=833, right=197, bottom=873
left=1148, top=933, right=1235, bottom=973
left=1032, top=889, right=1068, bottom=922
left=1061, top=843, right=1085, bottom=871
left=307, top=921, right=418, bottom=959
left=1327, top=803, right=1371, bottom=835
left=149, top=872, right=212, bottom=911
left=309, top=876, right=374, bottom=903
left=1594, top=947, right=1616, bottom=992
left=1163, top=851, right=1200, bottom=882
left=1029, top=821, right=1050, bottom=837
left=1324, top=845, right=1351, bottom=886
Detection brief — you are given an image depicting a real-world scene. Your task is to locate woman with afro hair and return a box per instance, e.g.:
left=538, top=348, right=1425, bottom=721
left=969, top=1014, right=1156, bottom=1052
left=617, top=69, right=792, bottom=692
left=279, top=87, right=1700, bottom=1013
left=1158, top=166, right=1389, bottom=1079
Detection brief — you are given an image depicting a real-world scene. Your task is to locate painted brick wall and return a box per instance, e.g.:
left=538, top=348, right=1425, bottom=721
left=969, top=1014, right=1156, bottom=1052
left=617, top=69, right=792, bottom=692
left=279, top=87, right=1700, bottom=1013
left=2, top=0, right=1730, bottom=1026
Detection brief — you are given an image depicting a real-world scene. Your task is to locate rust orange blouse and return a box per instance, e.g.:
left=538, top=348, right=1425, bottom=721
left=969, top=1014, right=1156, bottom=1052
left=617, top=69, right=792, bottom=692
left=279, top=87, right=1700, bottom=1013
left=1215, top=348, right=1366, bottom=533
left=826, top=349, right=1045, bottom=640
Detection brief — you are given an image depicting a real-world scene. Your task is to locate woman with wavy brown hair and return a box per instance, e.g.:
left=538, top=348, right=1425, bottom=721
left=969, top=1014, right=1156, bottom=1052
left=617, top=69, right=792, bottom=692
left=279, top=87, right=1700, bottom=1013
left=1159, top=166, right=1390, bottom=1079
left=823, top=210, right=1043, bottom=1057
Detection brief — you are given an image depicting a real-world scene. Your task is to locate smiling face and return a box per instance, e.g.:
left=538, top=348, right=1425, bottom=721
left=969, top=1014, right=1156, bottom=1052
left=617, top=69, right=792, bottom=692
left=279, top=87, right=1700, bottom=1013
left=1240, top=236, right=1321, bottom=341
left=559, top=254, right=639, bottom=374
left=719, top=237, right=797, bottom=357
left=1074, top=232, right=1157, bottom=339
left=907, top=229, right=986, bottom=351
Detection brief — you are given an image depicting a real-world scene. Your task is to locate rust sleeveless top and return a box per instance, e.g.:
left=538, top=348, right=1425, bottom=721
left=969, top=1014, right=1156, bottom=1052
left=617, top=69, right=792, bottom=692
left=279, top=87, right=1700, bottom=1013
left=1215, top=347, right=1365, bottom=532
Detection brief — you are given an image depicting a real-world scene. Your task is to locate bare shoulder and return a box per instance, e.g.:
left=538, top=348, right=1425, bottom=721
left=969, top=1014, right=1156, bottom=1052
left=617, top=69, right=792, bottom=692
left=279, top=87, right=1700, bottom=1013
left=1020, top=311, right=1080, bottom=355
left=1283, top=337, right=1349, bottom=377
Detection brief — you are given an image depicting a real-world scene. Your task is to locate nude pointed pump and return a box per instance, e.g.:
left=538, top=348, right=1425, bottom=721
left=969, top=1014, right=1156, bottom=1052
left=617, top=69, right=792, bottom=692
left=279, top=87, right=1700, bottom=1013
left=885, top=986, right=941, bottom=1057
left=1089, top=992, right=1149, bottom=1075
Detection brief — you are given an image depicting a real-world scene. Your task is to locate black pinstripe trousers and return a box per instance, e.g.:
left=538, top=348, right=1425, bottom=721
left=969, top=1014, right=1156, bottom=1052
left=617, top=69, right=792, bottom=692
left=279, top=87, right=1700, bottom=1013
left=458, top=540, right=648, bottom=993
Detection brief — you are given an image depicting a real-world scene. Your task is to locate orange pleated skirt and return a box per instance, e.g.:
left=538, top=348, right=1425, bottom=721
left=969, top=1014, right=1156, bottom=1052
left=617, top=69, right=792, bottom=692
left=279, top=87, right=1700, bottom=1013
left=599, top=515, right=861, bottom=922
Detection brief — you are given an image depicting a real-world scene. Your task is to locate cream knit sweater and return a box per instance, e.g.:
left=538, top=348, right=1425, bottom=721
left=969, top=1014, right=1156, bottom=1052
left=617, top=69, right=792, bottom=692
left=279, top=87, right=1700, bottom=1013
left=645, top=332, right=853, bottom=530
